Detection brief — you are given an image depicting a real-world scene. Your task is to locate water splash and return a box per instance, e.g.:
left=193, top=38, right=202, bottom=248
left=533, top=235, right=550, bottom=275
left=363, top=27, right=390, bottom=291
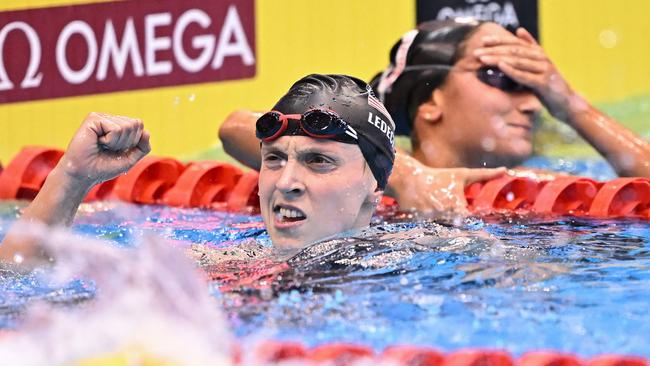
left=0, top=221, right=232, bottom=365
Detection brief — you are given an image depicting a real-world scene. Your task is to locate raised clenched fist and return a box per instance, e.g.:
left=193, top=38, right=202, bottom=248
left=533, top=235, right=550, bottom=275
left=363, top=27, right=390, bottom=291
left=59, top=112, right=151, bottom=187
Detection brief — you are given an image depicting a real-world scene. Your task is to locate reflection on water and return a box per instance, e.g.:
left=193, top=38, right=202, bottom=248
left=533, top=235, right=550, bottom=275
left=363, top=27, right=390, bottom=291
left=0, top=180, right=649, bottom=359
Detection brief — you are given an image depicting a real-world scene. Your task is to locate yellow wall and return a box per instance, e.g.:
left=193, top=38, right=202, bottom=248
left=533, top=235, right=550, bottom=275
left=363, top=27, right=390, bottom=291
left=0, top=0, right=414, bottom=163
left=1, top=0, right=648, bottom=163
left=540, top=0, right=650, bottom=103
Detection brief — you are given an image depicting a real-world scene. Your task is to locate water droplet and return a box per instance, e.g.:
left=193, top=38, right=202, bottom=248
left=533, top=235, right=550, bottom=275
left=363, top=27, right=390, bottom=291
left=188, top=94, right=196, bottom=102
left=598, top=29, right=618, bottom=49
left=452, top=216, right=463, bottom=226
left=481, top=137, right=496, bottom=152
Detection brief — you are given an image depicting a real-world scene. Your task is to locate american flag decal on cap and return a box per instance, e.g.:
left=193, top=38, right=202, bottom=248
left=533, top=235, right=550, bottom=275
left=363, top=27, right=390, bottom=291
left=367, top=85, right=395, bottom=129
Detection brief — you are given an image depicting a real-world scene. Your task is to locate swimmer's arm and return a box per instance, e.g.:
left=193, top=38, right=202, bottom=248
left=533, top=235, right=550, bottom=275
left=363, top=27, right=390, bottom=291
left=0, top=168, right=94, bottom=264
left=0, top=113, right=151, bottom=267
left=559, top=96, right=650, bottom=177
left=385, top=150, right=506, bottom=218
left=476, top=28, right=650, bottom=177
left=218, top=110, right=262, bottom=170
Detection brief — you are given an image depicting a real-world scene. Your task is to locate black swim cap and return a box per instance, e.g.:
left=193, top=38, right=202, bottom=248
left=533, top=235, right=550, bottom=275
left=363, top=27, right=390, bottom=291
left=264, top=74, right=396, bottom=189
left=370, top=19, right=483, bottom=135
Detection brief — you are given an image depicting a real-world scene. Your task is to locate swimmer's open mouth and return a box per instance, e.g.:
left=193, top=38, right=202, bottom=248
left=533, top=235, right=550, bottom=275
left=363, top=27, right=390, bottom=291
left=273, top=205, right=306, bottom=223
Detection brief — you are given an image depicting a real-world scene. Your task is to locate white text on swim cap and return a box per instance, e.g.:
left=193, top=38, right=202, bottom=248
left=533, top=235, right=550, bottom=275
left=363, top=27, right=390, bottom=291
left=367, top=112, right=395, bottom=147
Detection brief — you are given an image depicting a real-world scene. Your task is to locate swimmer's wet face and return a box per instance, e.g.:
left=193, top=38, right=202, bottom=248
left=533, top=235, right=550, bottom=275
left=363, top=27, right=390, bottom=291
left=437, top=23, right=543, bottom=165
left=373, top=20, right=543, bottom=168
left=256, top=74, right=395, bottom=247
left=258, top=136, right=378, bottom=248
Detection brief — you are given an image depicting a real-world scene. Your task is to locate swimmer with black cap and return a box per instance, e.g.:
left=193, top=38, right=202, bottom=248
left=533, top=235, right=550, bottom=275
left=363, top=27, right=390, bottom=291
left=0, top=74, right=395, bottom=267
left=255, top=74, right=395, bottom=247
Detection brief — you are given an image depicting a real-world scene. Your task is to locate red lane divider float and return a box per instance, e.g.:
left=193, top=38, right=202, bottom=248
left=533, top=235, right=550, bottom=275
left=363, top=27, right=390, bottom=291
left=0, top=146, right=260, bottom=212
left=163, top=161, right=242, bottom=209
left=470, top=176, right=541, bottom=212
left=589, top=355, right=649, bottom=366
left=226, top=170, right=260, bottom=212
left=241, top=341, right=648, bottom=365
left=0, top=147, right=64, bottom=200
left=112, top=156, right=185, bottom=204
left=445, top=349, right=514, bottom=366
left=464, top=175, right=650, bottom=220
left=519, top=351, right=583, bottom=366
left=589, top=178, right=650, bottom=218
left=250, top=340, right=307, bottom=364
left=1, top=146, right=650, bottom=219
left=382, top=345, right=445, bottom=365
left=532, top=177, right=601, bottom=216
left=85, top=177, right=118, bottom=202
left=308, top=343, right=374, bottom=364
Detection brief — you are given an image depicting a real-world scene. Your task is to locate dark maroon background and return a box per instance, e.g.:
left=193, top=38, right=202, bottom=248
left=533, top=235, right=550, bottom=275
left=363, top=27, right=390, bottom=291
left=416, top=0, right=538, bottom=39
left=0, top=0, right=256, bottom=104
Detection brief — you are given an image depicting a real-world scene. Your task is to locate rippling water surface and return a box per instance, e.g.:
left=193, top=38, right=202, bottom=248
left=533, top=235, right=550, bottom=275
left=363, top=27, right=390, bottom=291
left=0, top=158, right=648, bottom=357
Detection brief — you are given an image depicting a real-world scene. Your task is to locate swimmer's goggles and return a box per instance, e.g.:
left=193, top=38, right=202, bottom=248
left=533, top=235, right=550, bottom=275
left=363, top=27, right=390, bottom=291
left=389, top=65, right=528, bottom=93
left=256, top=109, right=358, bottom=143
left=475, top=66, right=528, bottom=93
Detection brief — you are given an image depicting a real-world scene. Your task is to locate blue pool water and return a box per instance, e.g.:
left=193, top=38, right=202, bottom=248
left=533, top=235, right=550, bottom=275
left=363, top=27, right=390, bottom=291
left=0, top=157, right=649, bottom=358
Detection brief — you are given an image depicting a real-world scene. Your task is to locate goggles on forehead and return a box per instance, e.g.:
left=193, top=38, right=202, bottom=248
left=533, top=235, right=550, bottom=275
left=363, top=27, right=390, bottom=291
left=255, top=109, right=358, bottom=143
